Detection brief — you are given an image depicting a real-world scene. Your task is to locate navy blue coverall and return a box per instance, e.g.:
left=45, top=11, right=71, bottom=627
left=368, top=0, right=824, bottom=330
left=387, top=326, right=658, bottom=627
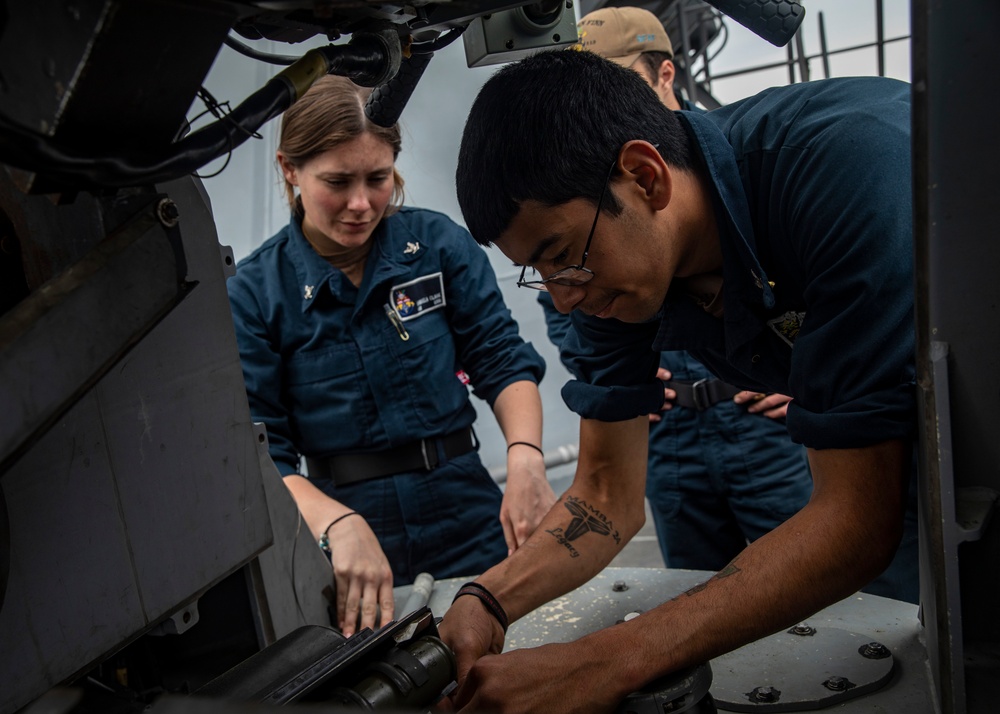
left=558, top=78, right=918, bottom=602
left=228, top=207, right=545, bottom=585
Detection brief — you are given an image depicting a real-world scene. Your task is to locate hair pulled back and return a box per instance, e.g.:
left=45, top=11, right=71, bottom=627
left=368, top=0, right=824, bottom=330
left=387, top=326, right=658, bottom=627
left=278, top=75, right=404, bottom=214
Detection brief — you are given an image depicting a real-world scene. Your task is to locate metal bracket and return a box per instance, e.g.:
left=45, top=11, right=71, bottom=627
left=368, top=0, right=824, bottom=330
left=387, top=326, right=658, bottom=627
left=956, top=486, right=998, bottom=543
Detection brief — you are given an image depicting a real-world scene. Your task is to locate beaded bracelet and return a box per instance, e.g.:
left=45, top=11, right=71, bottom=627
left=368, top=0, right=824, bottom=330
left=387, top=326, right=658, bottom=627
left=507, top=441, right=544, bottom=457
left=318, top=511, right=359, bottom=553
left=452, top=581, right=509, bottom=633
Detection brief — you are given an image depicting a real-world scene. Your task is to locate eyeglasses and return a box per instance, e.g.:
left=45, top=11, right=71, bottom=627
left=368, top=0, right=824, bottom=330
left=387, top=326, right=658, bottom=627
left=516, top=159, right=617, bottom=291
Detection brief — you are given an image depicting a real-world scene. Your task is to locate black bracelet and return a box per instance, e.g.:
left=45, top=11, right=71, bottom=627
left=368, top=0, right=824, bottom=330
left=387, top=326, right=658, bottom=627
left=318, top=511, right=359, bottom=553
left=452, top=582, right=509, bottom=633
left=507, top=441, right=544, bottom=457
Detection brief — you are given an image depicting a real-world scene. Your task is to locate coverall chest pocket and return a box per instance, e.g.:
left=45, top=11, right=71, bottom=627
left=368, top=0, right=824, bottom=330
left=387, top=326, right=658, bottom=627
left=284, top=344, right=375, bottom=450
left=389, top=310, right=468, bottom=429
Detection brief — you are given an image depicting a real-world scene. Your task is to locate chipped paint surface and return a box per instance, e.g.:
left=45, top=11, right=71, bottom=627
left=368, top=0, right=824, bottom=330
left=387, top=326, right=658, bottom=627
left=394, top=567, right=928, bottom=711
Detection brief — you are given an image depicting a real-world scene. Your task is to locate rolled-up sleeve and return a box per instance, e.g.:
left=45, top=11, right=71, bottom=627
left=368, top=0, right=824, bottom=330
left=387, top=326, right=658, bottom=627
left=559, top=312, right=663, bottom=421
left=438, top=219, right=545, bottom=405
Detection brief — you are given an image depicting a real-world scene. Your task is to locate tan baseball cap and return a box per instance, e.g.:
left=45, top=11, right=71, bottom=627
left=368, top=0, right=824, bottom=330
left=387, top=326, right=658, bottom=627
left=576, top=6, right=673, bottom=67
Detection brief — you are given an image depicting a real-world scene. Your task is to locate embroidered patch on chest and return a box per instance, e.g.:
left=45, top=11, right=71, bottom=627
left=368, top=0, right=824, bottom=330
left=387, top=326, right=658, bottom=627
left=390, top=272, right=446, bottom=321
left=767, top=311, right=806, bottom=347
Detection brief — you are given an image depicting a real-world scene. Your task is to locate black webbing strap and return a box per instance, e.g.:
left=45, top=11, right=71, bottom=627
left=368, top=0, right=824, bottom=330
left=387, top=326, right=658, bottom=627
left=667, top=378, right=742, bottom=411
left=306, top=427, right=476, bottom=486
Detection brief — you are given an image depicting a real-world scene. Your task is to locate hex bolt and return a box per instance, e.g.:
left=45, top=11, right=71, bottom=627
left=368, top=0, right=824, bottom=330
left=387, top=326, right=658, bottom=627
left=747, top=686, right=780, bottom=703
left=860, top=641, right=891, bottom=659
left=156, top=198, right=180, bottom=228
left=789, top=623, right=816, bottom=636
left=823, top=676, right=849, bottom=691
left=612, top=580, right=628, bottom=592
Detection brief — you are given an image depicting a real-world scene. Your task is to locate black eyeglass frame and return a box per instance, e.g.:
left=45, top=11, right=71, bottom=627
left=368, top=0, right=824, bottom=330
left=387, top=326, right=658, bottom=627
left=516, top=159, right=617, bottom=291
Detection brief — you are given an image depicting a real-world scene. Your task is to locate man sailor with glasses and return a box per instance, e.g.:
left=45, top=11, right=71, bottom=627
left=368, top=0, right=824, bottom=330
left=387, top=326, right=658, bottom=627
left=439, top=45, right=917, bottom=714
left=535, top=5, right=814, bottom=577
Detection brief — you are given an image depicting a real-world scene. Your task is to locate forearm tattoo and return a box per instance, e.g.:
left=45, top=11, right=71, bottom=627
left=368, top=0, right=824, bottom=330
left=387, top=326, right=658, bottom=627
left=545, top=496, right=622, bottom=558
left=684, top=563, right=743, bottom=596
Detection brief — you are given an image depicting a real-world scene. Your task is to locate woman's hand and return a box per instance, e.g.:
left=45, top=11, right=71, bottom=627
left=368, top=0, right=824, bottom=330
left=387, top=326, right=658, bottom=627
left=281, top=475, right=395, bottom=636
left=501, top=444, right=557, bottom=555
left=327, top=513, right=395, bottom=636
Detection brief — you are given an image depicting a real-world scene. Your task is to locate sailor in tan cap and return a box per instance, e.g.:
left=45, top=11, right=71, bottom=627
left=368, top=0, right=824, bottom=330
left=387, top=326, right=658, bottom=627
left=576, top=5, right=684, bottom=110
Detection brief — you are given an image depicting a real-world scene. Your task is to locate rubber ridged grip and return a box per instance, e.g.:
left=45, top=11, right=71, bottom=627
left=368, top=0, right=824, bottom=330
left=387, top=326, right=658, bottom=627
left=364, top=52, right=434, bottom=128
left=702, top=0, right=805, bottom=47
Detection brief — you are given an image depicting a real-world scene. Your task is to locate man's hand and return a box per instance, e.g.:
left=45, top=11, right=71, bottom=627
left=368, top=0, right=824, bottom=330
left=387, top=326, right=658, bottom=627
left=649, top=367, right=675, bottom=423
left=452, top=439, right=908, bottom=713
left=437, top=415, right=650, bottom=712
left=328, top=514, right=395, bottom=636
left=452, top=640, right=626, bottom=714
left=439, top=594, right=506, bottom=697
left=734, top=391, right=793, bottom=419
left=501, top=444, right=557, bottom=555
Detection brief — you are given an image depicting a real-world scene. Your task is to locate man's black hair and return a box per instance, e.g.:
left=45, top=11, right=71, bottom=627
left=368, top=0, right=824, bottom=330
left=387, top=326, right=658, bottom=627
left=633, top=50, right=674, bottom=85
left=457, top=49, right=693, bottom=247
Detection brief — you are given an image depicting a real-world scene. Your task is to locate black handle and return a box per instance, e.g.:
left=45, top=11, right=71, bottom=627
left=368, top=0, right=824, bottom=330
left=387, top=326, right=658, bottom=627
left=702, top=0, right=805, bottom=47
left=365, top=53, right=434, bottom=128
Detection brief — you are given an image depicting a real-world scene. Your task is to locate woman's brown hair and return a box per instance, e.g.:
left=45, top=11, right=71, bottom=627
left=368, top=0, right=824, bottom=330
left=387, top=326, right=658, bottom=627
left=277, top=75, right=405, bottom=214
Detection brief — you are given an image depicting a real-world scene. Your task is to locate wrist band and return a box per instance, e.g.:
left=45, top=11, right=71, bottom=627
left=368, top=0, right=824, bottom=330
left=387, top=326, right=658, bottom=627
left=452, top=582, right=509, bottom=633
left=507, top=441, right=544, bottom=457
left=318, top=511, right=359, bottom=553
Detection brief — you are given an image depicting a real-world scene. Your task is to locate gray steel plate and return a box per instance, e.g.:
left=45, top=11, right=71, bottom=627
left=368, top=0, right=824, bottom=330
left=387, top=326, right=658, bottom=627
left=710, top=626, right=895, bottom=711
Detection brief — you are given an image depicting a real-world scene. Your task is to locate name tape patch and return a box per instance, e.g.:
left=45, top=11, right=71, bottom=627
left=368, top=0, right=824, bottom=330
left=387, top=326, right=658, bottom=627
left=390, top=272, right=446, bottom=321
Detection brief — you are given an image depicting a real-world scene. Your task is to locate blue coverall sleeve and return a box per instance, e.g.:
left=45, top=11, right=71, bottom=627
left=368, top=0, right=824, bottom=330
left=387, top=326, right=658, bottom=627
left=227, top=266, right=301, bottom=476
left=534, top=278, right=663, bottom=421
left=435, top=218, right=545, bottom=406
left=559, top=312, right=664, bottom=422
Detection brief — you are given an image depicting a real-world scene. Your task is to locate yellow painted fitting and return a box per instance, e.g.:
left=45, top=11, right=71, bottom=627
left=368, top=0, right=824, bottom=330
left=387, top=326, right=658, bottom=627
left=275, top=49, right=330, bottom=100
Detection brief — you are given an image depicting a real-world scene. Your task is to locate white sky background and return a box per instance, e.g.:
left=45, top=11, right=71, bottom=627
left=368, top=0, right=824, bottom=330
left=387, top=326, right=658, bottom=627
left=196, top=0, right=911, bottom=470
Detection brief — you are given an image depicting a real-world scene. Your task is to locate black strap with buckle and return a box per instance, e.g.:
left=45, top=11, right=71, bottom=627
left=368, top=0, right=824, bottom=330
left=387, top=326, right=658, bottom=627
left=305, top=427, right=477, bottom=487
left=667, top=378, right=742, bottom=411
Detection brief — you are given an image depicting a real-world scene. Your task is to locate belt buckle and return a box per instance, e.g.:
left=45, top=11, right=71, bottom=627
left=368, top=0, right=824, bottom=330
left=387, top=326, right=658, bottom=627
left=420, top=439, right=433, bottom=470
left=691, top=378, right=710, bottom=411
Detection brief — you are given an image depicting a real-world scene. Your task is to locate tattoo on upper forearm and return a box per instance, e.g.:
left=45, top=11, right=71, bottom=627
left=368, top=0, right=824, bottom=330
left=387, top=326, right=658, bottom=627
left=545, top=496, right=622, bottom=557
left=715, top=563, right=741, bottom=579
left=684, top=563, right=743, bottom=596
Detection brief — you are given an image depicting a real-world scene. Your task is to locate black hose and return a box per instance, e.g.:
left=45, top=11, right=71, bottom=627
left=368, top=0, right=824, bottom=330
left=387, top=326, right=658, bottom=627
left=223, top=33, right=301, bottom=66
left=0, top=75, right=292, bottom=188
left=0, top=33, right=399, bottom=190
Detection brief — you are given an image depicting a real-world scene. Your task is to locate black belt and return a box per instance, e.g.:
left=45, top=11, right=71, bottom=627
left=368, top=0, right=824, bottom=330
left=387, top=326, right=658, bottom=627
left=666, top=378, right=742, bottom=411
left=306, top=427, right=477, bottom=487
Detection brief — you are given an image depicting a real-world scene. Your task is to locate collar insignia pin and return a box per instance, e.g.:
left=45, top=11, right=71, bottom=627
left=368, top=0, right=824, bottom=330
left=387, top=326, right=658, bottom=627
left=404, top=241, right=420, bottom=255
left=304, top=285, right=314, bottom=300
